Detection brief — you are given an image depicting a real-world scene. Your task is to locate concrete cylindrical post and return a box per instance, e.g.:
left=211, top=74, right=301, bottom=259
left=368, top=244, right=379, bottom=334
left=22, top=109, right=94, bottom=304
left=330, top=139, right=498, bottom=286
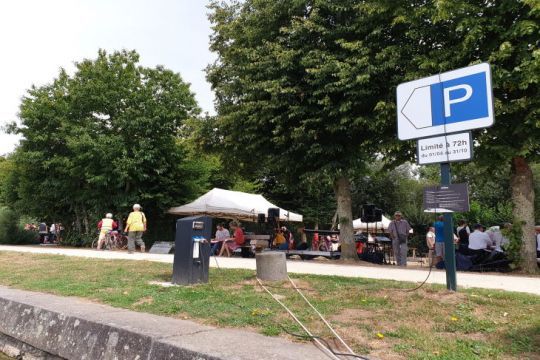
left=256, top=252, right=287, bottom=281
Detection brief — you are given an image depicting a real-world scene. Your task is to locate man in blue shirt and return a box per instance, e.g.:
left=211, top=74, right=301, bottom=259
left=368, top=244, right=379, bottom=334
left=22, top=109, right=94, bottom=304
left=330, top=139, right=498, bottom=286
left=434, top=215, right=445, bottom=264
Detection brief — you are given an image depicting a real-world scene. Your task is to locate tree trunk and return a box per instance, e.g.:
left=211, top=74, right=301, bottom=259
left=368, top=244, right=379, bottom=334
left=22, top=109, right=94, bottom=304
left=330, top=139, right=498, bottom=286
left=510, top=156, right=537, bottom=273
left=82, top=206, right=90, bottom=235
left=74, top=205, right=82, bottom=234
left=331, top=210, right=338, bottom=231
left=333, top=176, right=356, bottom=261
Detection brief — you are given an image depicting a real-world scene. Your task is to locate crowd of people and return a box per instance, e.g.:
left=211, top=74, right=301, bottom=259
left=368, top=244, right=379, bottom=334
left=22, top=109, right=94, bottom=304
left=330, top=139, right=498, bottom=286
left=22, top=203, right=148, bottom=254
left=370, top=211, right=525, bottom=271
left=209, top=222, right=310, bottom=257
left=424, top=216, right=514, bottom=270
left=24, top=222, right=63, bottom=244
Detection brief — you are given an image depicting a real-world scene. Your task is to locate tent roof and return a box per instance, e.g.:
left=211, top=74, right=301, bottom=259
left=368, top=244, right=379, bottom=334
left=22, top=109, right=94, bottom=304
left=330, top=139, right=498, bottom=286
left=167, top=188, right=303, bottom=222
left=353, top=215, right=392, bottom=231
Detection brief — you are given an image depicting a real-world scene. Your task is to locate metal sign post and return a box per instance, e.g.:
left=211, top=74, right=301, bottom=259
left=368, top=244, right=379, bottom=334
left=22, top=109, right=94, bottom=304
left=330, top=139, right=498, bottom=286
left=396, top=63, right=495, bottom=292
left=440, top=164, right=457, bottom=291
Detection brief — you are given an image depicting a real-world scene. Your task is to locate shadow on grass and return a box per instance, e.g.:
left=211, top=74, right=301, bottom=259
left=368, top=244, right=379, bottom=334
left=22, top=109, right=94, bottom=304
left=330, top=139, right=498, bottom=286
left=505, top=323, right=540, bottom=355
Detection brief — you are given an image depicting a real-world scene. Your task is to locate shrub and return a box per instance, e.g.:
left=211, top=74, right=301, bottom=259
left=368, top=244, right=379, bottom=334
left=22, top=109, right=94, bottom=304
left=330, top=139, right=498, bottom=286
left=502, top=220, right=524, bottom=270
left=0, top=207, right=39, bottom=244
left=60, top=231, right=94, bottom=247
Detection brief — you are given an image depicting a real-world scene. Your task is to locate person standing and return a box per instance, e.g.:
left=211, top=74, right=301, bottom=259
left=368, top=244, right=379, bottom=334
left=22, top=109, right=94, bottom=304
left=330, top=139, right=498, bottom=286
left=125, top=204, right=147, bottom=254
left=388, top=211, right=412, bottom=266
left=535, top=226, right=540, bottom=258
left=49, top=223, right=57, bottom=243
left=434, top=215, right=445, bottom=264
left=425, top=226, right=436, bottom=266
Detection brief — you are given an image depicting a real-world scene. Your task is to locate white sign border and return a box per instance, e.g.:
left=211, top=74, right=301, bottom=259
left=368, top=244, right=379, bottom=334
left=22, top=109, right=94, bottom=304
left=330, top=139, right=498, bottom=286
left=397, top=62, right=495, bottom=141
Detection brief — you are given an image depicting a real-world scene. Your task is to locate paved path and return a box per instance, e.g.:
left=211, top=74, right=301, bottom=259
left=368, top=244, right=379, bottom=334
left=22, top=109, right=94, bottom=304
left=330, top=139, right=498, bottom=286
left=1, top=245, right=539, bottom=295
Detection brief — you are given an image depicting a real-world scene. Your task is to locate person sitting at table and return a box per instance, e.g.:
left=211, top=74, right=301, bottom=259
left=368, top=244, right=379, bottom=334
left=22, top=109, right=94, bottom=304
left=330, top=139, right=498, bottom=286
left=486, top=226, right=507, bottom=252
left=330, top=234, right=340, bottom=251
left=468, top=223, right=492, bottom=262
left=318, top=235, right=330, bottom=251
left=282, top=226, right=295, bottom=250
left=211, top=223, right=230, bottom=255
left=218, top=221, right=244, bottom=257
left=273, top=228, right=288, bottom=250
left=296, top=226, right=309, bottom=250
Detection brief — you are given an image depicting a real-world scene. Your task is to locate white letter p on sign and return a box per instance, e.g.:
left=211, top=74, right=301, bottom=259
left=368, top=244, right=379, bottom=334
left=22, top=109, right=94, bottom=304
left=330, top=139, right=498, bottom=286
left=443, top=84, right=473, bottom=117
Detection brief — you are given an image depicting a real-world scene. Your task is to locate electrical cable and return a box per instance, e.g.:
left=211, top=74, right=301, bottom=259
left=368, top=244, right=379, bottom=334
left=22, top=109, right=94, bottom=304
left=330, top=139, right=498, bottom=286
left=257, top=277, right=372, bottom=360
left=288, top=276, right=355, bottom=355
left=279, top=326, right=370, bottom=360
left=402, top=259, right=434, bottom=292
left=261, top=283, right=316, bottom=292
left=205, top=250, right=369, bottom=359
left=211, top=250, right=221, bottom=270
left=256, top=277, right=341, bottom=360
left=399, top=213, right=438, bottom=292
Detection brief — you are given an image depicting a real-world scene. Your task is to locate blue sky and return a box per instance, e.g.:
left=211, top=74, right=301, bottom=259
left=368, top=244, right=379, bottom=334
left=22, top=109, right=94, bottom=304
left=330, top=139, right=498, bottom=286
left=0, top=0, right=216, bottom=155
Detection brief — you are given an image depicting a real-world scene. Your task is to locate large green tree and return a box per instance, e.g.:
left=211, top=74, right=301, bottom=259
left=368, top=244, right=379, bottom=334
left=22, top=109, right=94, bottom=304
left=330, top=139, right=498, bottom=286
left=413, top=0, right=539, bottom=272
left=8, top=50, right=203, bottom=240
left=207, top=0, right=423, bottom=259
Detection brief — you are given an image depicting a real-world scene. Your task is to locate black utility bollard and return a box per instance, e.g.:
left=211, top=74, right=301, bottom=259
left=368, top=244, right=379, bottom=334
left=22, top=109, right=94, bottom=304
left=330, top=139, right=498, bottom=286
left=172, top=216, right=212, bottom=285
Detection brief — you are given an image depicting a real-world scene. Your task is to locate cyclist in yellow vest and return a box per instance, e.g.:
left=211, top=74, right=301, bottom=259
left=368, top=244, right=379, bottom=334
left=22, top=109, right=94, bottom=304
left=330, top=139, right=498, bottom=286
left=125, top=204, right=147, bottom=253
left=97, top=213, right=118, bottom=250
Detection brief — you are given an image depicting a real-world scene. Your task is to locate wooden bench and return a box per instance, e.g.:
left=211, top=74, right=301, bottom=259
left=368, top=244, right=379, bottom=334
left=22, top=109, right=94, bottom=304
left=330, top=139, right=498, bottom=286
left=234, top=234, right=271, bottom=257
left=275, top=249, right=341, bottom=259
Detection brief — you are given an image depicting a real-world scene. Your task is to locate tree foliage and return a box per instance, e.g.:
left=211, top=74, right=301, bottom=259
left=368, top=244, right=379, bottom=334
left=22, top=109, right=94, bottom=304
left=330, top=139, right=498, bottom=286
left=426, top=0, right=539, bottom=272
left=207, top=0, right=431, bottom=259
left=207, top=0, right=538, bottom=266
left=7, top=50, right=203, bottom=241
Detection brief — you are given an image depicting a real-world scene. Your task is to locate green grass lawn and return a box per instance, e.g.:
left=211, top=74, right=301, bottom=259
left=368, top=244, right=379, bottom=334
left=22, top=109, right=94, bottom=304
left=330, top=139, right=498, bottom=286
left=0, top=251, right=538, bottom=360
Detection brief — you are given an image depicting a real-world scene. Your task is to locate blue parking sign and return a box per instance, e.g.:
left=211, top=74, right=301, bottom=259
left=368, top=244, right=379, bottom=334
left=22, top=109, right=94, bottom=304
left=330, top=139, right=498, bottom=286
left=397, top=63, right=494, bottom=140
left=430, top=72, right=489, bottom=126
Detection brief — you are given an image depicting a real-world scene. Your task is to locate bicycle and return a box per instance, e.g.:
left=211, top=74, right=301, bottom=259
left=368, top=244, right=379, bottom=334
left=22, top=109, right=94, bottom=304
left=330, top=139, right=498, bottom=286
left=91, top=231, right=127, bottom=250
left=110, top=231, right=128, bottom=250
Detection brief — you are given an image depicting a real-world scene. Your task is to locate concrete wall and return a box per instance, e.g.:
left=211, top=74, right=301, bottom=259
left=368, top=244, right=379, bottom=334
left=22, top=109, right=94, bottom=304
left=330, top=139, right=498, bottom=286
left=0, top=286, right=328, bottom=360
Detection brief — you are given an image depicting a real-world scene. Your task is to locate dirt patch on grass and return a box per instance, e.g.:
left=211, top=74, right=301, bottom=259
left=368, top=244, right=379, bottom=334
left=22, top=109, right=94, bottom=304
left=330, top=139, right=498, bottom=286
left=133, top=296, right=154, bottom=306
left=329, top=308, right=375, bottom=323
left=375, top=288, right=466, bottom=305
left=370, top=346, right=406, bottom=360
left=288, top=278, right=315, bottom=291
left=174, top=312, right=192, bottom=320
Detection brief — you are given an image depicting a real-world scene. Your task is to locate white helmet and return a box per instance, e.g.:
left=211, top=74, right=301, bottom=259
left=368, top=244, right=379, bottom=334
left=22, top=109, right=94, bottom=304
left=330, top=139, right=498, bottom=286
left=105, top=213, right=113, bottom=219
left=133, top=204, right=141, bottom=210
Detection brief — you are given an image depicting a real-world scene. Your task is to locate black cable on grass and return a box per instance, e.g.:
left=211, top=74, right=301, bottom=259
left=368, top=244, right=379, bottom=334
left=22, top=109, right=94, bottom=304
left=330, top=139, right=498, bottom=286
left=403, top=260, right=434, bottom=292
left=279, top=325, right=371, bottom=360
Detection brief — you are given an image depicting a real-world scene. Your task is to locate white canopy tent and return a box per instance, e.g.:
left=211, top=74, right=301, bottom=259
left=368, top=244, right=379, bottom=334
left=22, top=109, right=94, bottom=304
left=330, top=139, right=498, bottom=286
left=167, top=188, right=303, bottom=223
left=352, top=215, right=392, bottom=231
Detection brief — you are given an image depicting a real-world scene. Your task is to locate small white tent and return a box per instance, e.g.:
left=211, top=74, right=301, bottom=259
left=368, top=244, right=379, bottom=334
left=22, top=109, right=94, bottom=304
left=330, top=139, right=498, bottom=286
left=352, top=215, right=392, bottom=231
left=168, top=188, right=303, bottom=222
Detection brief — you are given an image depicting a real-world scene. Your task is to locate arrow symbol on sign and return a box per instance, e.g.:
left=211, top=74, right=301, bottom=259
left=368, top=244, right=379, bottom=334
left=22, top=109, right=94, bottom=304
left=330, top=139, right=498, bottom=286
left=401, top=85, right=433, bottom=129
